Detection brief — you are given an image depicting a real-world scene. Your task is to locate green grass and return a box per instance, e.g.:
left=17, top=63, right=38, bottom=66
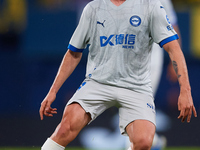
left=165, top=147, right=200, bottom=150
left=0, top=147, right=199, bottom=150
left=0, top=148, right=82, bottom=150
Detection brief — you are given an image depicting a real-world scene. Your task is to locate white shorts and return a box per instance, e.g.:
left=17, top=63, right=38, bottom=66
left=67, top=79, right=156, bottom=136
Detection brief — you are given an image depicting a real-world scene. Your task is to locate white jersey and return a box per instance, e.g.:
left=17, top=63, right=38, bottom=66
left=68, top=0, right=178, bottom=97
left=160, top=0, right=177, bottom=26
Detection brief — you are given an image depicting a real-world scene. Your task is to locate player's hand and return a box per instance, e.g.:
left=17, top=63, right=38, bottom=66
left=177, top=91, right=197, bottom=123
left=39, top=92, right=57, bottom=120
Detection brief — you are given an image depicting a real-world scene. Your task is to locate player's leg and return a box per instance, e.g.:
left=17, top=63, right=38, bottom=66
left=42, top=80, right=116, bottom=150
left=126, top=120, right=156, bottom=150
left=42, top=103, right=91, bottom=149
left=52, top=103, right=91, bottom=146
left=117, top=88, right=156, bottom=150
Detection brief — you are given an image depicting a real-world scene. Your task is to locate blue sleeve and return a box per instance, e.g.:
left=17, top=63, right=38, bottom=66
left=159, top=34, right=179, bottom=47
left=68, top=44, right=84, bottom=52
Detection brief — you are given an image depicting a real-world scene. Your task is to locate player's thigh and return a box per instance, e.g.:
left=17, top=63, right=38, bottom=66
left=67, top=79, right=116, bottom=122
left=61, top=103, right=91, bottom=131
left=117, top=89, right=156, bottom=135
left=50, top=103, right=91, bottom=146
left=126, top=120, right=155, bottom=145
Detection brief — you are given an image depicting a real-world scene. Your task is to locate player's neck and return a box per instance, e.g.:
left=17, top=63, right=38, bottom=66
left=110, top=0, right=126, bottom=6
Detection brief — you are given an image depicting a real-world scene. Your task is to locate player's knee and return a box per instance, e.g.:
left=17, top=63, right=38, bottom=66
left=133, top=136, right=153, bottom=150
left=50, top=122, right=77, bottom=147
left=55, top=123, right=70, bottom=139
left=56, top=121, right=76, bottom=139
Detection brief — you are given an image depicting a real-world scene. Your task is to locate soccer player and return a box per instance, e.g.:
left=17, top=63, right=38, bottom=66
left=39, top=0, right=197, bottom=150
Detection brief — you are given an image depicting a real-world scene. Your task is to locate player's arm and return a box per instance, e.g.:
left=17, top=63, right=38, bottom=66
left=163, top=40, right=197, bottom=122
left=39, top=2, right=91, bottom=120
left=39, top=50, right=82, bottom=120
left=167, top=25, right=182, bottom=82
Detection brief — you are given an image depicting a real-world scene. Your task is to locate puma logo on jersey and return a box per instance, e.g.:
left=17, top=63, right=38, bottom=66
left=97, top=20, right=105, bottom=27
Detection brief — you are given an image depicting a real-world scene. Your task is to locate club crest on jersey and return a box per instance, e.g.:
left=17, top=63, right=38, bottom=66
left=130, top=15, right=141, bottom=27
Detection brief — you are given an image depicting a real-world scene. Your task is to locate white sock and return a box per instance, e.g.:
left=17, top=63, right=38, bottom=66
left=41, top=138, right=65, bottom=150
left=127, top=147, right=132, bottom=150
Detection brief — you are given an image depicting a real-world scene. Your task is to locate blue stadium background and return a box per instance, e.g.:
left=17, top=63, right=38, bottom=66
left=0, top=0, right=199, bottom=148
